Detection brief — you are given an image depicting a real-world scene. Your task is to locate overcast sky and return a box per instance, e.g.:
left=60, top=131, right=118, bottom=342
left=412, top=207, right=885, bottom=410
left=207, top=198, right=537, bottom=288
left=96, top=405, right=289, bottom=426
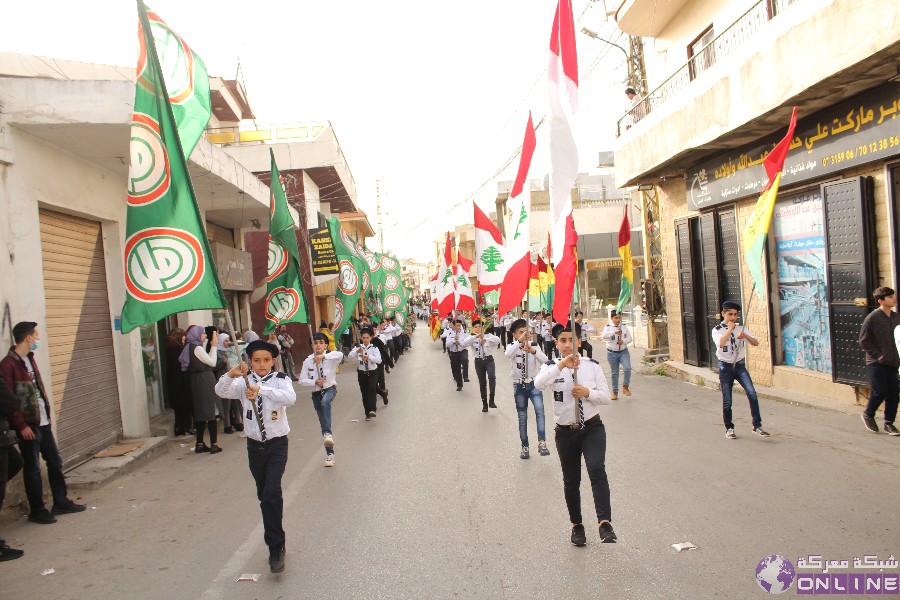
left=1, top=0, right=631, bottom=262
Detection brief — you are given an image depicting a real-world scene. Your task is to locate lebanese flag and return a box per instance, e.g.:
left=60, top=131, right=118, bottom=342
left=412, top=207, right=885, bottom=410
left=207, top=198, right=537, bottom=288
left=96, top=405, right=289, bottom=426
left=498, top=112, right=537, bottom=317
left=548, top=0, right=580, bottom=325
left=454, top=253, right=476, bottom=312
left=436, top=233, right=455, bottom=318
left=474, top=202, right=505, bottom=305
left=430, top=270, right=439, bottom=311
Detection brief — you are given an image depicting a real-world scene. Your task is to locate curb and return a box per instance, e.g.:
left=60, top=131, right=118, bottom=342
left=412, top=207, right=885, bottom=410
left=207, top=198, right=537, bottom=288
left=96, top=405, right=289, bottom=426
left=65, top=436, right=170, bottom=490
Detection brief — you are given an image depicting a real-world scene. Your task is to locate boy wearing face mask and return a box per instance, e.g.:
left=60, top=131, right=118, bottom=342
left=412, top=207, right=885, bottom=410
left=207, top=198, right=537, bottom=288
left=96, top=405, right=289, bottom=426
left=0, top=321, right=86, bottom=525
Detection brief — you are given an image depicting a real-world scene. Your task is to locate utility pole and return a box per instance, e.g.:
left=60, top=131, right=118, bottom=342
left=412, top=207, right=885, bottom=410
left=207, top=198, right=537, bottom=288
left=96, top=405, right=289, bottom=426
left=627, top=35, right=648, bottom=97
left=375, top=178, right=384, bottom=253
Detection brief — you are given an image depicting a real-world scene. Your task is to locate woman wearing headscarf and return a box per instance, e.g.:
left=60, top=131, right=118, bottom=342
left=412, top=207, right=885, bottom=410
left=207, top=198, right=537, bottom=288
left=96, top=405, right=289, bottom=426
left=320, top=320, right=337, bottom=352
left=179, top=325, right=222, bottom=454
left=215, top=329, right=243, bottom=433
left=165, top=328, right=194, bottom=437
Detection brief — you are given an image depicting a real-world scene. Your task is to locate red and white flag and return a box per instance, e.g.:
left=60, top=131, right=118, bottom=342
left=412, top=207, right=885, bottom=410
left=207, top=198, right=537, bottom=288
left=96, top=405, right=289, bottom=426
left=547, top=0, right=580, bottom=325
left=454, top=253, right=476, bottom=312
left=498, top=112, right=537, bottom=317
left=474, top=202, right=505, bottom=306
left=436, top=233, right=456, bottom=318
left=430, top=270, right=439, bottom=311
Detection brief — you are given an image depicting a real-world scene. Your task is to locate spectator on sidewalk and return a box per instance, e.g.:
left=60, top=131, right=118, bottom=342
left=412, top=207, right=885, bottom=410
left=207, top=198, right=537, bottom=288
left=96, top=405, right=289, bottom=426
left=712, top=302, right=769, bottom=439
left=0, top=369, right=25, bottom=560
left=165, top=328, right=194, bottom=437
left=859, top=286, right=900, bottom=435
left=277, top=325, right=299, bottom=382
left=179, top=325, right=222, bottom=455
left=0, top=321, right=86, bottom=524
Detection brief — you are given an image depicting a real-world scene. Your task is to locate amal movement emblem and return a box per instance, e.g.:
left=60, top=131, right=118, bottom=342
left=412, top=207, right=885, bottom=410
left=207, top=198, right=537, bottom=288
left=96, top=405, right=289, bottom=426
left=137, top=12, right=196, bottom=105
left=385, top=273, right=400, bottom=291
left=384, top=293, right=402, bottom=310
left=265, top=287, right=300, bottom=323
left=267, top=239, right=288, bottom=281
left=334, top=299, right=344, bottom=329
left=124, top=227, right=204, bottom=302
left=380, top=256, right=398, bottom=271
left=128, top=113, right=171, bottom=206
left=338, top=260, right=359, bottom=295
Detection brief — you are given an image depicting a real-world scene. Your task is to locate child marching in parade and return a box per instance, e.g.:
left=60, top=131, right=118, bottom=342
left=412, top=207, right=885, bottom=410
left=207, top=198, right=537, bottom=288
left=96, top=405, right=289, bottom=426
left=463, top=318, right=502, bottom=412
left=575, top=311, right=596, bottom=359
left=298, top=333, right=344, bottom=467
left=348, top=327, right=382, bottom=420
left=215, top=339, right=297, bottom=572
left=442, top=320, right=470, bottom=391
left=535, top=322, right=616, bottom=546
left=505, top=319, right=550, bottom=459
left=601, top=310, right=633, bottom=400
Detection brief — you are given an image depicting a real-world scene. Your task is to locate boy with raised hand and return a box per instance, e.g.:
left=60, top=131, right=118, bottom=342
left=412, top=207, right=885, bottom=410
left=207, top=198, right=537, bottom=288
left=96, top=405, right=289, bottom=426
left=347, top=327, right=382, bottom=420
left=215, top=339, right=297, bottom=574
left=575, top=311, right=595, bottom=359
left=463, top=318, right=502, bottom=413
left=541, top=313, right=555, bottom=358
left=441, top=320, right=470, bottom=391
left=601, top=310, right=633, bottom=400
left=535, top=322, right=615, bottom=546
left=505, top=319, right=550, bottom=459
left=298, top=333, right=344, bottom=467
left=712, top=300, right=768, bottom=440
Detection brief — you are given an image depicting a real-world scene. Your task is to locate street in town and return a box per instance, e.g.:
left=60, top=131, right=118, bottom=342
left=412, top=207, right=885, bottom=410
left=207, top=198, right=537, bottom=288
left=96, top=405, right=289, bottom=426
left=2, top=326, right=898, bottom=599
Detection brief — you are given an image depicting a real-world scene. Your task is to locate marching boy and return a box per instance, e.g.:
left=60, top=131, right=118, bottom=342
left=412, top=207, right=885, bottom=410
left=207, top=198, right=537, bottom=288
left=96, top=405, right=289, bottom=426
left=442, top=320, right=470, bottom=391
left=348, top=327, right=382, bottom=420
left=712, top=300, right=769, bottom=439
left=601, top=310, right=633, bottom=400
left=215, top=339, right=296, bottom=574
left=535, top=322, right=616, bottom=546
left=463, top=318, right=502, bottom=412
left=505, top=319, right=550, bottom=459
left=298, top=333, right=344, bottom=467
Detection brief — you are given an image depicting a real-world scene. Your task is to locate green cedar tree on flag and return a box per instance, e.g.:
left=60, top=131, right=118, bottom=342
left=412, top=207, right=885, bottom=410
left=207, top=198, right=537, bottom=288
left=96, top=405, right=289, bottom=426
left=142, top=5, right=211, bottom=157
left=327, top=217, right=368, bottom=338
left=121, top=2, right=225, bottom=333
left=263, top=149, right=309, bottom=334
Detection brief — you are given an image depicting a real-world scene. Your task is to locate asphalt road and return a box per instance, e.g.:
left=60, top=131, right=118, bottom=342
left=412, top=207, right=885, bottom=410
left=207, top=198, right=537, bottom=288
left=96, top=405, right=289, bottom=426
left=3, top=324, right=899, bottom=599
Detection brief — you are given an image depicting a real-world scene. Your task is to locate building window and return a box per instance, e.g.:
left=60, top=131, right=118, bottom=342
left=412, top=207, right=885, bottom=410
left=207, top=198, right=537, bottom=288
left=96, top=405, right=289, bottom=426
left=770, top=0, right=797, bottom=17
left=688, top=26, right=716, bottom=80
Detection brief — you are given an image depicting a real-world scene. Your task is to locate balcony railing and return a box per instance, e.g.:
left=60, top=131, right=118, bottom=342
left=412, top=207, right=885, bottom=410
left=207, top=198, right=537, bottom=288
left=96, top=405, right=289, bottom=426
left=617, top=0, right=772, bottom=136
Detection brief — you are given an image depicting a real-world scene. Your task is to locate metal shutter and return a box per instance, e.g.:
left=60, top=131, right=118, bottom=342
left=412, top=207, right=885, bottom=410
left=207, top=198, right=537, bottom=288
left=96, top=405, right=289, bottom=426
left=676, top=221, right=699, bottom=366
left=39, top=210, right=122, bottom=469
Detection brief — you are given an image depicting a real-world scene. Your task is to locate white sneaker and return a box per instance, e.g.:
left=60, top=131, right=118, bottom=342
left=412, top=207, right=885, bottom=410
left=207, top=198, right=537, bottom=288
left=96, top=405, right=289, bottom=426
left=726, top=428, right=737, bottom=439
left=324, top=454, right=335, bottom=467
left=323, top=434, right=334, bottom=448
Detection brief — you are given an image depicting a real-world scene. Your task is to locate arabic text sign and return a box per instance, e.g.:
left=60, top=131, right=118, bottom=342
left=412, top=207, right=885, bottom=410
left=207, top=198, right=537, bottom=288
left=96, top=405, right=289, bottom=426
left=687, top=83, right=900, bottom=210
left=308, top=227, right=339, bottom=275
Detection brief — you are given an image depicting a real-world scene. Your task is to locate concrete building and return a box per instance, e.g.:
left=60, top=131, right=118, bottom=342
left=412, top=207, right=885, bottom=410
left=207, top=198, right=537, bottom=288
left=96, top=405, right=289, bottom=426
left=0, top=54, right=272, bottom=468
left=614, top=0, right=900, bottom=406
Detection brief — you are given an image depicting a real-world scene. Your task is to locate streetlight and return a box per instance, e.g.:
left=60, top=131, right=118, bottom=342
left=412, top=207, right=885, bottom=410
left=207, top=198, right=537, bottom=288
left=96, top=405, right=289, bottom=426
left=580, top=27, right=630, bottom=64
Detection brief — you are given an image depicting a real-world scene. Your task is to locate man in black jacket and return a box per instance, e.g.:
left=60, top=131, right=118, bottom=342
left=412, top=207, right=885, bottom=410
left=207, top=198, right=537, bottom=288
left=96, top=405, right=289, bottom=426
left=859, top=287, right=900, bottom=435
left=0, top=370, right=24, bottom=560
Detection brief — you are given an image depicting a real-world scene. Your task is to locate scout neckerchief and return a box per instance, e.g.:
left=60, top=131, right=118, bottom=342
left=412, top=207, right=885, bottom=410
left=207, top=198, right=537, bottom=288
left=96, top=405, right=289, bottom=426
left=249, top=370, right=277, bottom=441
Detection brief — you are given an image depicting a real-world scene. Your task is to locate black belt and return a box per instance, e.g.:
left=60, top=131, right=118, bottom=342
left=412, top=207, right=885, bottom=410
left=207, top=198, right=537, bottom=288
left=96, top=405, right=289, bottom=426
left=558, top=414, right=601, bottom=430
left=474, top=355, right=494, bottom=361
left=247, top=435, right=287, bottom=448
left=607, top=348, right=626, bottom=353
left=449, top=349, right=464, bottom=354
left=357, top=370, right=377, bottom=375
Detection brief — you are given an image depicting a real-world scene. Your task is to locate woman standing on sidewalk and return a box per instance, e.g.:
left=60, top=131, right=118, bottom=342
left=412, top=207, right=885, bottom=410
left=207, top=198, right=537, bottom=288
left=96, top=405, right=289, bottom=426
left=165, top=328, right=194, bottom=437
left=179, top=326, right=222, bottom=454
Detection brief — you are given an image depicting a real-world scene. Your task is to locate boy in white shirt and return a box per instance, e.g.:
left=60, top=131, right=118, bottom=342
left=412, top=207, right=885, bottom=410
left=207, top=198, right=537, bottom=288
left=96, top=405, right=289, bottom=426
left=505, top=319, right=550, bottom=459
left=535, top=322, right=616, bottom=546
left=215, top=339, right=297, bottom=573
left=347, top=328, right=383, bottom=420
left=601, top=310, right=633, bottom=400
left=463, top=318, right=502, bottom=412
left=575, top=311, right=596, bottom=359
left=298, top=333, right=344, bottom=467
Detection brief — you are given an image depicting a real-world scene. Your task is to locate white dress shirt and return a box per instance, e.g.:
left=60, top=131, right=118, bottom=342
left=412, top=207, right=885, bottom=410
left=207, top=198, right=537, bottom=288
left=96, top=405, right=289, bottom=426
left=711, top=323, right=751, bottom=363
left=463, top=332, right=502, bottom=359
left=578, top=320, right=596, bottom=341
left=298, top=350, right=344, bottom=391
left=505, top=339, right=549, bottom=383
left=601, top=324, right=632, bottom=351
left=534, top=357, right=611, bottom=426
left=215, top=370, right=297, bottom=442
left=348, top=344, right=382, bottom=371
left=441, top=329, right=470, bottom=353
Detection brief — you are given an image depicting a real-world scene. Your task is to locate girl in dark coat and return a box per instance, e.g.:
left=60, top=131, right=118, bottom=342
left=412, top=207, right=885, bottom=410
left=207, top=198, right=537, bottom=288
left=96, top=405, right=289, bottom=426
left=165, top=328, right=194, bottom=437
left=179, top=326, right=222, bottom=454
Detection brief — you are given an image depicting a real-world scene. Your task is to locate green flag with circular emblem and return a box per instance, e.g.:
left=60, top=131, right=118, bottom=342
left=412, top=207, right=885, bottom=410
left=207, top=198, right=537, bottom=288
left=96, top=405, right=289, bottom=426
left=120, top=1, right=225, bottom=334
left=327, top=217, right=368, bottom=338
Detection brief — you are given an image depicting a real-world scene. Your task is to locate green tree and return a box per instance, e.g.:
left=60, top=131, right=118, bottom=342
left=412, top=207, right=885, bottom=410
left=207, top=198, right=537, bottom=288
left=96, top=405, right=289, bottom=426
left=480, top=245, right=504, bottom=272
left=513, top=203, right=527, bottom=240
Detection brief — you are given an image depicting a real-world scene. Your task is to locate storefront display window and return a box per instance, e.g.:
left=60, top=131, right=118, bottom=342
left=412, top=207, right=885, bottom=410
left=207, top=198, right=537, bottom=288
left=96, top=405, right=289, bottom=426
left=773, top=190, right=831, bottom=373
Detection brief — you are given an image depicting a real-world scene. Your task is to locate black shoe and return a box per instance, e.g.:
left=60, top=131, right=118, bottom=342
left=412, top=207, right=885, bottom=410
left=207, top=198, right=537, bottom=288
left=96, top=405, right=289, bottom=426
left=862, top=413, right=879, bottom=433
left=269, top=544, right=286, bottom=574
left=195, top=443, right=210, bottom=453
left=224, top=427, right=234, bottom=434
left=383, top=396, right=389, bottom=406
left=464, top=378, right=470, bottom=382
left=482, top=405, right=489, bottom=412
left=174, top=428, right=185, bottom=437
left=0, top=545, right=24, bottom=561
left=186, top=428, right=197, bottom=435
left=52, top=500, right=86, bottom=515
left=885, top=422, right=900, bottom=436
left=209, top=445, right=222, bottom=454
left=599, top=522, right=617, bottom=543
left=571, top=524, right=586, bottom=546
left=456, top=385, right=462, bottom=391
left=291, top=377, right=299, bottom=382
left=488, top=399, right=497, bottom=408
left=234, top=423, right=244, bottom=432
left=367, top=411, right=377, bottom=418
left=28, top=510, right=57, bottom=525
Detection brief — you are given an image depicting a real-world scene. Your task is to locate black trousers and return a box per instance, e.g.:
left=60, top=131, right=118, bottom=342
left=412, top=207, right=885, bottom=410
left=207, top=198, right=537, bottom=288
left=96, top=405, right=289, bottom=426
left=474, top=357, right=497, bottom=403
left=357, top=370, right=378, bottom=414
left=0, top=444, right=24, bottom=513
left=17, top=424, right=68, bottom=512
left=247, top=436, right=288, bottom=549
left=555, top=418, right=611, bottom=525
left=543, top=339, right=555, bottom=358
left=461, top=350, right=469, bottom=379
left=389, top=338, right=400, bottom=362
left=865, top=363, right=900, bottom=423
left=578, top=341, right=593, bottom=359
left=449, top=350, right=464, bottom=386
left=501, top=329, right=509, bottom=347
left=376, top=363, right=388, bottom=397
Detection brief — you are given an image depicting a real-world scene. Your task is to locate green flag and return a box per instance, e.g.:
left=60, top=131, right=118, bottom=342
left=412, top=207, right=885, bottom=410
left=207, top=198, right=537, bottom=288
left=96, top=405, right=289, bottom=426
left=327, top=217, right=368, bottom=340
left=121, top=2, right=224, bottom=333
left=263, top=149, right=309, bottom=334
left=142, top=5, right=211, bottom=157
left=377, top=254, right=404, bottom=316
